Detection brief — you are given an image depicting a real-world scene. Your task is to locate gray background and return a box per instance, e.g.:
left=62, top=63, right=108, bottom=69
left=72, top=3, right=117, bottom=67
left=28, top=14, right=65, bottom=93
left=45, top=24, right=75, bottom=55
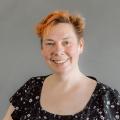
left=1, top=0, right=120, bottom=119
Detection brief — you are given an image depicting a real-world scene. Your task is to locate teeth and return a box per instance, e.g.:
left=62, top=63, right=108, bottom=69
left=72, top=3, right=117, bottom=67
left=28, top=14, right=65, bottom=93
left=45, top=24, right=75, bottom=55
left=54, top=60, right=66, bottom=63
left=52, top=59, right=68, bottom=64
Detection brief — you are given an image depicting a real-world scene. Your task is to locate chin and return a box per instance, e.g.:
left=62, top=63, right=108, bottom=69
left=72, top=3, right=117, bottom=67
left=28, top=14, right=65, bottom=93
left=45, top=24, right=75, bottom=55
left=50, top=66, right=72, bottom=75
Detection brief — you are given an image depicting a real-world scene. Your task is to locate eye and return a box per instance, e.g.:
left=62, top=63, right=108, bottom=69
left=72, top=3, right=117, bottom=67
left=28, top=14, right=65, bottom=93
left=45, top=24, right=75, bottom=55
left=45, top=43, right=55, bottom=46
left=63, top=41, right=70, bottom=46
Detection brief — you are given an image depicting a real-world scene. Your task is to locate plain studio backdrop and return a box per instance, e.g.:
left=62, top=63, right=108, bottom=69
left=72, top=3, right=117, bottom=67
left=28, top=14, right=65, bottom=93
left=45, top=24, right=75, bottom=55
left=0, top=0, right=120, bottom=119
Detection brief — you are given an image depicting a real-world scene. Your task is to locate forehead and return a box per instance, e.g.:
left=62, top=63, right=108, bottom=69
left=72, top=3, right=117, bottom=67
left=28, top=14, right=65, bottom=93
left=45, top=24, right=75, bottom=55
left=43, top=23, right=77, bottom=41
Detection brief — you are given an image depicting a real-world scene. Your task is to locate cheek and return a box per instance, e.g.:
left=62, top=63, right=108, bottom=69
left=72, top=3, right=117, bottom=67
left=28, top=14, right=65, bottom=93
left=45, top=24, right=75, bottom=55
left=41, top=49, right=51, bottom=60
left=67, top=45, right=79, bottom=56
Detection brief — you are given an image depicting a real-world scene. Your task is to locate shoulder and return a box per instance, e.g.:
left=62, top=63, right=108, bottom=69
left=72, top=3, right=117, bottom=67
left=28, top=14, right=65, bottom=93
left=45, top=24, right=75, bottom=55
left=90, top=80, right=120, bottom=118
left=97, top=81, right=120, bottom=98
left=87, top=75, right=120, bottom=98
left=96, top=81, right=120, bottom=114
left=9, top=75, right=48, bottom=108
left=10, top=76, right=44, bottom=96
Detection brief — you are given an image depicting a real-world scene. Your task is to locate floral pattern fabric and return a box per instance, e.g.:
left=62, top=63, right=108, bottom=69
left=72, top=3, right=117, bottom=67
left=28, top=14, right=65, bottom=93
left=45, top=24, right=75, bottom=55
left=9, top=75, right=120, bottom=120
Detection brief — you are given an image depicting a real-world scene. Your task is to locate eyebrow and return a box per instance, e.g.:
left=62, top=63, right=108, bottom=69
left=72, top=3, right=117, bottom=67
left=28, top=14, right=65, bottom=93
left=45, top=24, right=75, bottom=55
left=63, top=36, right=72, bottom=40
left=44, top=39, right=54, bottom=41
left=44, top=37, right=71, bottom=42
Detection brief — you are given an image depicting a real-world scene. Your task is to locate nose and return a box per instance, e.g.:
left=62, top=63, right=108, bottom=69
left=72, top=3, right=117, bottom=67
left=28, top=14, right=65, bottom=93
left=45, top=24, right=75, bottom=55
left=53, top=43, right=65, bottom=55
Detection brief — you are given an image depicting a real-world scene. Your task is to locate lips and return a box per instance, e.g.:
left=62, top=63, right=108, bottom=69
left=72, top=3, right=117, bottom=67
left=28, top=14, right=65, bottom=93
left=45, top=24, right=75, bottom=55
left=51, top=58, right=69, bottom=64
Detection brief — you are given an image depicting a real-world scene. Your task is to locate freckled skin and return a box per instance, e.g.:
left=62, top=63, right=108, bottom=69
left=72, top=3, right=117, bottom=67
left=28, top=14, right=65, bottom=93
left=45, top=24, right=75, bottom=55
left=41, top=23, right=84, bottom=74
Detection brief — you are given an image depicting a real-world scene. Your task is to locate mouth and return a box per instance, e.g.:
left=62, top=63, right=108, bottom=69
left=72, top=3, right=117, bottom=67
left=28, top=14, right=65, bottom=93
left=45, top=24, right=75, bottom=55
left=51, top=58, right=69, bottom=64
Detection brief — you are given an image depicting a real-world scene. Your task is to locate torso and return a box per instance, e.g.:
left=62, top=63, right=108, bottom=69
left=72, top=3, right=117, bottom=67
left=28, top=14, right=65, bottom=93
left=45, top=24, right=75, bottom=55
left=40, top=75, right=97, bottom=115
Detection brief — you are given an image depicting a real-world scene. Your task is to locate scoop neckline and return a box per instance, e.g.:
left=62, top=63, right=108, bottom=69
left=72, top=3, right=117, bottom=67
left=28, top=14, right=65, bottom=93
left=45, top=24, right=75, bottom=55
left=38, top=74, right=99, bottom=117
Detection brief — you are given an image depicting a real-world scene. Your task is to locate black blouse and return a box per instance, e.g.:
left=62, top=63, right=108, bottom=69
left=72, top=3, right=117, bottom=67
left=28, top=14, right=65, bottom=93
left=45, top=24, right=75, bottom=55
left=9, top=75, right=120, bottom=120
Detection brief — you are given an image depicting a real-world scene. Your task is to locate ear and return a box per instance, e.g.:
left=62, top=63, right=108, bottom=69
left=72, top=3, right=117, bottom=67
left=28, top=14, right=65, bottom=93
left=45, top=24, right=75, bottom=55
left=40, top=47, right=44, bottom=56
left=78, top=37, right=84, bottom=54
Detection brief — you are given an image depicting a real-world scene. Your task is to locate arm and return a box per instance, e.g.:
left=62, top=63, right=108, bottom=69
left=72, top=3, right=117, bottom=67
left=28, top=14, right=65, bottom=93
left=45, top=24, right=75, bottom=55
left=3, top=77, right=33, bottom=120
left=2, top=104, right=15, bottom=120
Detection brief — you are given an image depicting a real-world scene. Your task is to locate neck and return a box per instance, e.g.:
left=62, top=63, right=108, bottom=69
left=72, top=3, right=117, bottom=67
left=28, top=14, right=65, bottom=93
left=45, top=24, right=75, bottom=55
left=53, top=66, right=86, bottom=85
left=51, top=69, right=86, bottom=92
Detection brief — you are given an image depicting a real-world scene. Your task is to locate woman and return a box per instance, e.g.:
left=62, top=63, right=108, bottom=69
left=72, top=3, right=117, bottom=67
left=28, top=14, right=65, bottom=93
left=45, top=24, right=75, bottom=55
left=3, top=10, right=120, bottom=120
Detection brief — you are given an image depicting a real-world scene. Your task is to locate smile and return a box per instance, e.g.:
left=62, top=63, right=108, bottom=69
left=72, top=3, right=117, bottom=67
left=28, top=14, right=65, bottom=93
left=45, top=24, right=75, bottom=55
left=51, top=58, right=69, bottom=64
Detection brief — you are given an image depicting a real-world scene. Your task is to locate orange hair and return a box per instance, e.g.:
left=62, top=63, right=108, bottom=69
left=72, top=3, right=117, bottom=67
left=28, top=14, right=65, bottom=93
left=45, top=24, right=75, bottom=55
left=35, top=10, right=85, bottom=46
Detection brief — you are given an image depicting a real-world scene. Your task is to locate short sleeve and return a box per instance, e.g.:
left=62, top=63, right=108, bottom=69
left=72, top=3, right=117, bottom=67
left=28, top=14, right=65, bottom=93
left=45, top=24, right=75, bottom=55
left=9, top=77, right=33, bottom=119
left=111, top=89, right=120, bottom=113
left=103, top=87, right=120, bottom=119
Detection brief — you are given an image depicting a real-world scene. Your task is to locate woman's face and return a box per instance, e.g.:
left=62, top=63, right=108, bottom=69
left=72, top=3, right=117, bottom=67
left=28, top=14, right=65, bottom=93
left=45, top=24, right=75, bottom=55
left=41, top=23, right=84, bottom=74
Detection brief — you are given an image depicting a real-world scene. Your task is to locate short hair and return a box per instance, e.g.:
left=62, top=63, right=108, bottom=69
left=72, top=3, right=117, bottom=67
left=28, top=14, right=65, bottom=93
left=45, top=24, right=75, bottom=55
left=35, top=10, right=85, bottom=47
